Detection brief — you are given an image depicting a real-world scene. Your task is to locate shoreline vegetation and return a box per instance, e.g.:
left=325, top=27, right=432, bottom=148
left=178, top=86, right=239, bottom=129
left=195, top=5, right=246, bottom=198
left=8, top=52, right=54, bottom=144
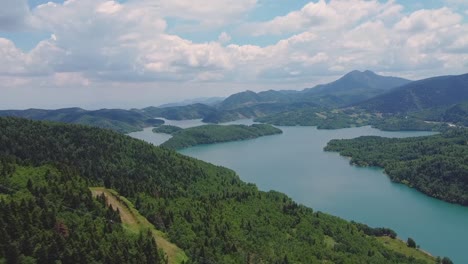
left=324, top=128, right=468, bottom=206
left=160, top=124, right=283, bottom=149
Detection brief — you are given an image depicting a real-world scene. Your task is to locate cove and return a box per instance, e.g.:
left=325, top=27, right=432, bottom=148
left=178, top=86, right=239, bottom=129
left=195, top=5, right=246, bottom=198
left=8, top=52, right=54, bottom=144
left=131, top=122, right=468, bottom=263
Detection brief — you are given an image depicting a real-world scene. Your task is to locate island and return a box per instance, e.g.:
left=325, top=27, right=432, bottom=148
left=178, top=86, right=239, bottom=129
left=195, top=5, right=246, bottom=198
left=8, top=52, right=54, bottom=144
left=160, top=124, right=283, bottom=149
left=152, top=125, right=183, bottom=134
left=324, top=128, right=468, bottom=206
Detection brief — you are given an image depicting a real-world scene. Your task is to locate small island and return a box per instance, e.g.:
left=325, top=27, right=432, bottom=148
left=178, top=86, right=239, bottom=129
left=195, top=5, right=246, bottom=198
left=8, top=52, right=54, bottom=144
left=152, top=125, right=183, bottom=134
left=161, top=124, right=282, bottom=149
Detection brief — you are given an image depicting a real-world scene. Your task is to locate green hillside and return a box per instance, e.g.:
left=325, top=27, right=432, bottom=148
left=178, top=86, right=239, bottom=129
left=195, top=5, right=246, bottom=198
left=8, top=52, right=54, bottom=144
left=0, top=108, right=164, bottom=133
left=161, top=124, right=282, bottom=149
left=325, top=129, right=468, bottom=205
left=0, top=117, right=441, bottom=263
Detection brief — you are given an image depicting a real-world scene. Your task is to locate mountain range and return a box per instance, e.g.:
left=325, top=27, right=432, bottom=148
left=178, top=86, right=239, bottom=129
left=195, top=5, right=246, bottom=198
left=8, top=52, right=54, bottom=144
left=1, top=70, right=466, bottom=132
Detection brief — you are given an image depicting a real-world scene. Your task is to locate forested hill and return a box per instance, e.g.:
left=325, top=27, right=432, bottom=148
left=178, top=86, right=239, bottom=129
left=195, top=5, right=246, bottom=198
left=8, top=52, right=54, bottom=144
left=0, top=117, right=440, bottom=263
left=356, top=73, right=468, bottom=113
left=325, top=129, right=468, bottom=205
left=160, top=124, right=282, bottom=149
left=0, top=108, right=164, bottom=133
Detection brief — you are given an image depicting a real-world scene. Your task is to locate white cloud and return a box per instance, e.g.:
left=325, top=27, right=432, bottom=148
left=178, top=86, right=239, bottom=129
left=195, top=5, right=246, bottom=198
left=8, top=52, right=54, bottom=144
left=244, top=0, right=402, bottom=36
left=0, top=0, right=467, bottom=98
left=394, top=8, right=462, bottom=32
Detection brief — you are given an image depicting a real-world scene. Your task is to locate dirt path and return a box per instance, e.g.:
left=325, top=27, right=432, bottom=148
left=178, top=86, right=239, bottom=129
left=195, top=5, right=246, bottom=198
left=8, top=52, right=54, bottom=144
left=90, top=187, right=188, bottom=264
left=91, top=188, right=137, bottom=225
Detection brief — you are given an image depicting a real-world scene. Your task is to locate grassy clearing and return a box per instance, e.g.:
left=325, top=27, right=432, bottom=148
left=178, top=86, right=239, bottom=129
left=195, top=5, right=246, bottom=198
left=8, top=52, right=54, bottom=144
left=377, top=236, right=436, bottom=263
left=90, top=187, right=188, bottom=264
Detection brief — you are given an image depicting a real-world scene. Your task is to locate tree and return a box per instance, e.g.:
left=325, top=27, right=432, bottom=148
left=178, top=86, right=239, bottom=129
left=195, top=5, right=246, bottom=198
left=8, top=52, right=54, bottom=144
left=441, top=257, right=453, bottom=264
left=407, top=237, right=416, bottom=248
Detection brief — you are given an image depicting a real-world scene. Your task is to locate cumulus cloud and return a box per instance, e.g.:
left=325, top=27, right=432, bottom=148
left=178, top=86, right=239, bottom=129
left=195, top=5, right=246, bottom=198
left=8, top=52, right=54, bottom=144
left=0, top=0, right=467, bottom=92
left=243, top=0, right=402, bottom=36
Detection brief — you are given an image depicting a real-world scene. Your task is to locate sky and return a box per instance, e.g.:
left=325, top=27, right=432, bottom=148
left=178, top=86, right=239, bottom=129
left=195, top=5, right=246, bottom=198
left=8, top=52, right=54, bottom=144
left=0, top=0, right=468, bottom=109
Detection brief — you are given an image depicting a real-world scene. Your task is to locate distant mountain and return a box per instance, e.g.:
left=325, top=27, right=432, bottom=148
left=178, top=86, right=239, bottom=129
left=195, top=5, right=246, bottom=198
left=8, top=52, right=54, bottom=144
left=302, top=70, right=411, bottom=106
left=217, top=71, right=411, bottom=111
left=218, top=90, right=291, bottom=110
left=142, top=103, right=217, bottom=120
left=0, top=108, right=160, bottom=133
left=356, top=73, right=468, bottom=113
left=158, top=97, right=224, bottom=108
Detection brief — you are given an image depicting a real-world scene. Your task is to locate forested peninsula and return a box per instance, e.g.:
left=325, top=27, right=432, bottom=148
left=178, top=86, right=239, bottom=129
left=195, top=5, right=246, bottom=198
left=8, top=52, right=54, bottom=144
left=0, top=117, right=442, bottom=263
left=160, top=124, right=282, bottom=149
left=325, top=129, right=468, bottom=206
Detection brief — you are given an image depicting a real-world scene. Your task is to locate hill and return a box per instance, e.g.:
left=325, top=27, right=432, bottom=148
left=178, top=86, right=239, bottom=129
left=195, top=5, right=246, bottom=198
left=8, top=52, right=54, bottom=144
left=302, top=70, right=411, bottom=106
left=356, top=73, right=468, bottom=113
left=161, top=124, right=282, bottom=149
left=218, top=70, right=410, bottom=112
left=0, top=107, right=163, bottom=133
left=325, top=129, right=468, bottom=205
left=0, top=117, right=440, bottom=263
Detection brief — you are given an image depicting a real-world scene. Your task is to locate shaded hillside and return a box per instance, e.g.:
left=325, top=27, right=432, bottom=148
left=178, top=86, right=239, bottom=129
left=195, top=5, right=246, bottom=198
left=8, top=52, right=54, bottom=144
left=356, top=73, right=468, bottom=113
left=0, top=117, right=438, bottom=263
left=0, top=108, right=162, bottom=133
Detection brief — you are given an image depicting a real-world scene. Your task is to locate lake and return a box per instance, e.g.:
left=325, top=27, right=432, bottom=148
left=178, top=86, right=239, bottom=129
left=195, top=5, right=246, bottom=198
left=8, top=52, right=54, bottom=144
left=130, top=121, right=468, bottom=263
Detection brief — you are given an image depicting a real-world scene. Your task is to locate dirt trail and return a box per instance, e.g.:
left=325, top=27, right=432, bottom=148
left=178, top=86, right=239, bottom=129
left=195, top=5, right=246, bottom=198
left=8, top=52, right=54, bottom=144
left=90, top=187, right=188, bottom=264
left=92, top=188, right=137, bottom=225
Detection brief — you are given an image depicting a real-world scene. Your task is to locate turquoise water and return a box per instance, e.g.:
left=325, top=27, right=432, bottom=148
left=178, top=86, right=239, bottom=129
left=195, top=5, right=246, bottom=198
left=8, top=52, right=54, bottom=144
left=131, top=122, right=468, bottom=263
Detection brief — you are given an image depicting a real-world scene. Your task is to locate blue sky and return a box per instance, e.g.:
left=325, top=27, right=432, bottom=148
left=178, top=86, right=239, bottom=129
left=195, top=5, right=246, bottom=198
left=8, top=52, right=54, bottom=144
left=0, top=0, right=467, bottom=109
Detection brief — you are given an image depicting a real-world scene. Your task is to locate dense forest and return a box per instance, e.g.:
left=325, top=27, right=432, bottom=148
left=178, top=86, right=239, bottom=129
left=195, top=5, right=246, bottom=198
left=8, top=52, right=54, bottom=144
left=0, top=164, right=163, bottom=263
left=161, top=124, right=283, bottom=149
left=0, top=117, right=442, bottom=263
left=153, top=125, right=183, bottom=135
left=325, top=129, right=468, bottom=205
left=255, top=108, right=443, bottom=131
left=0, top=108, right=165, bottom=134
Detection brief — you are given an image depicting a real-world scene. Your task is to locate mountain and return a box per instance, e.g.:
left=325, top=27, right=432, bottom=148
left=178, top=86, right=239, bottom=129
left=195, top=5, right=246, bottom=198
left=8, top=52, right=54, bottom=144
left=0, top=117, right=438, bottom=263
left=142, top=103, right=217, bottom=120
left=300, top=70, right=411, bottom=107
left=217, top=71, right=411, bottom=111
left=0, top=107, right=160, bottom=133
left=218, top=90, right=291, bottom=110
left=356, top=73, right=468, bottom=113
left=158, top=97, right=224, bottom=108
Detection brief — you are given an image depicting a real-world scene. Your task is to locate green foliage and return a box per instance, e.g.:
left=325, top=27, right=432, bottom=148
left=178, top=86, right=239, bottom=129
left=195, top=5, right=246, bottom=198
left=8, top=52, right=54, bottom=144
left=0, top=108, right=162, bottom=133
left=255, top=107, right=375, bottom=129
left=153, top=125, right=183, bottom=135
left=407, top=238, right=417, bottom=248
left=161, top=124, right=283, bottom=149
left=371, top=116, right=442, bottom=131
left=441, top=256, right=454, bottom=264
left=325, top=129, right=468, bottom=205
left=0, top=117, right=436, bottom=263
left=0, top=164, right=162, bottom=264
